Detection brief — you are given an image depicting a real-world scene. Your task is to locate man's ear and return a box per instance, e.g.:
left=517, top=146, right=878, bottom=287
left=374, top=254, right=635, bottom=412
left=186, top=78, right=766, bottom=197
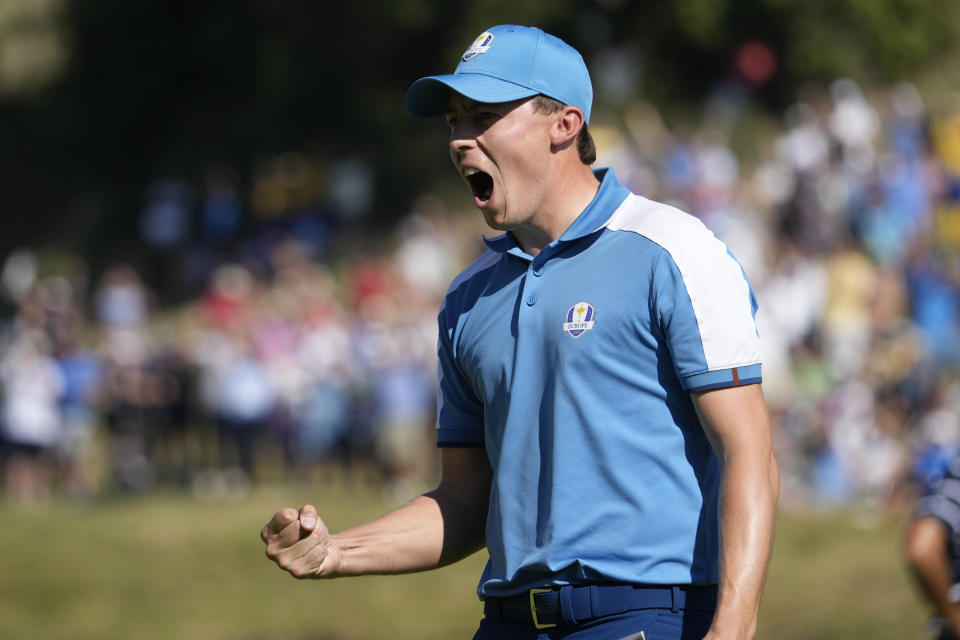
left=549, top=106, right=585, bottom=148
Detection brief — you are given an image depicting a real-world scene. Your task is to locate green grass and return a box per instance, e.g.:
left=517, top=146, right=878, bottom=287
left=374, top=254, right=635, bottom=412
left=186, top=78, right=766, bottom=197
left=0, top=480, right=932, bottom=639
left=762, top=508, right=928, bottom=638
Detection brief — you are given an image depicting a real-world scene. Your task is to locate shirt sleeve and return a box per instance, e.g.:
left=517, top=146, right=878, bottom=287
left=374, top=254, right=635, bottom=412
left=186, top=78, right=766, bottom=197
left=651, top=233, right=762, bottom=392
left=917, top=468, right=960, bottom=538
left=435, top=309, right=484, bottom=447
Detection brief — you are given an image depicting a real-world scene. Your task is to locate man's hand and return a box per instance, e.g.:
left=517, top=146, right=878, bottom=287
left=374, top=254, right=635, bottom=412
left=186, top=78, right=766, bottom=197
left=258, top=449, right=491, bottom=579
left=260, top=504, right=342, bottom=579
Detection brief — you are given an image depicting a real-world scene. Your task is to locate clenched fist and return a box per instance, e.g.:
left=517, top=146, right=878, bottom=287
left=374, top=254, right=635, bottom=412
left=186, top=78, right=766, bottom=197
left=261, top=504, right=343, bottom=579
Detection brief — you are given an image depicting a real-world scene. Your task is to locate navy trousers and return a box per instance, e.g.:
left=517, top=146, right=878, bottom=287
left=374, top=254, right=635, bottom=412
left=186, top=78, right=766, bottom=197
left=471, top=607, right=715, bottom=640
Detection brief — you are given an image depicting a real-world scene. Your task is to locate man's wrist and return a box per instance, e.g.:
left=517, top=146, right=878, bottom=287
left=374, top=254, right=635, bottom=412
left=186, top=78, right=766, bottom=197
left=703, top=623, right=756, bottom=640
left=705, top=604, right=758, bottom=640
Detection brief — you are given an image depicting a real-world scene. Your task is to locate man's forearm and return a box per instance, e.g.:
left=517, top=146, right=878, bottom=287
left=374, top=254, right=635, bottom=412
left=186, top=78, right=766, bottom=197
left=905, top=517, right=960, bottom=634
left=333, top=487, right=487, bottom=576
left=708, top=449, right=779, bottom=639
left=264, top=447, right=492, bottom=580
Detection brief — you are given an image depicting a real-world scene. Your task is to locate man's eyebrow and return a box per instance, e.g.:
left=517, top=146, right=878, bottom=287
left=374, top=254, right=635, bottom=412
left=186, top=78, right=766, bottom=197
left=448, top=97, right=483, bottom=112
left=444, top=101, right=473, bottom=120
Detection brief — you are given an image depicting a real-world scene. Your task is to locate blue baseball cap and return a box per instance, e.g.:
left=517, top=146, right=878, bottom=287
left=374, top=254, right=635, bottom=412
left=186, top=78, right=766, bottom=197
left=405, top=25, right=593, bottom=124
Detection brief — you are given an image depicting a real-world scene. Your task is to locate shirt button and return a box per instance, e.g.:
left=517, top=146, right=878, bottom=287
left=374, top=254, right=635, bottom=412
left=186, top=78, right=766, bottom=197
left=532, top=266, right=543, bottom=277
left=526, top=293, right=538, bottom=306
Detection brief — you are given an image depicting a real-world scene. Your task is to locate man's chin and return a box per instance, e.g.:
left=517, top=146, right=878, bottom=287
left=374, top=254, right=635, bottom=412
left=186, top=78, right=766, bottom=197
left=480, top=210, right=511, bottom=232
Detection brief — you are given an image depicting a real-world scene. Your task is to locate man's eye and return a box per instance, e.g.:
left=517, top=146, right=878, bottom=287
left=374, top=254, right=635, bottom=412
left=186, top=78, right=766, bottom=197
left=479, top=112, right=499, bottom=122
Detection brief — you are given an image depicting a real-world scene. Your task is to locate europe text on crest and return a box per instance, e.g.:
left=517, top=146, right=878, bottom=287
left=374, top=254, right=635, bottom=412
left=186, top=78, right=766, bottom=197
left=462, top=32, right=494, bottom=61
left=563, top=301, right=595, bottom=338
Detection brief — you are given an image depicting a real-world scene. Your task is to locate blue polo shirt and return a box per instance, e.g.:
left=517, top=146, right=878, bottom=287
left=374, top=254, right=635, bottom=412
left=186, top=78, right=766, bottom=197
left=436, top=168, right=762, bottom=598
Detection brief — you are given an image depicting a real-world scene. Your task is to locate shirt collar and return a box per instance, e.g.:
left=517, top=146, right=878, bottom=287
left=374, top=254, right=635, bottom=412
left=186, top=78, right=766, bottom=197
left=482, top=168, right=630, bottom=258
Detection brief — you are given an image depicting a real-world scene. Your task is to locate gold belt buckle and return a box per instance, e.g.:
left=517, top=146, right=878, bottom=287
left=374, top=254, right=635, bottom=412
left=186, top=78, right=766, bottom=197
left=529, top=588, right=557, bottom=629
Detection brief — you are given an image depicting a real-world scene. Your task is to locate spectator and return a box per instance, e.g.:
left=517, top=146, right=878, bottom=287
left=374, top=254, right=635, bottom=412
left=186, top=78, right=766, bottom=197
left=52, top=308, right=104, bottom=500
left=0, top=328, right=64, bottom=506
left=905, top=454, right=960, bottom=639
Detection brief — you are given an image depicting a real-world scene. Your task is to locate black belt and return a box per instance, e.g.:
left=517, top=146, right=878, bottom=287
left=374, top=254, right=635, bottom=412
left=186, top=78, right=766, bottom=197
left=483, top=583, right=718, bottom=629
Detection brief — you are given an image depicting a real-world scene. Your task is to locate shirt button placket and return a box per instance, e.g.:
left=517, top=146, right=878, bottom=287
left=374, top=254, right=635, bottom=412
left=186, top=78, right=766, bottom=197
left=526, top=262, right=543, bottom=306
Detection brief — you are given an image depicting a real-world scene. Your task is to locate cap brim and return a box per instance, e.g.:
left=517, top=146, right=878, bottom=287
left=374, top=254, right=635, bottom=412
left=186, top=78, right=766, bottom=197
left=405, top=74, right=539, bottom=118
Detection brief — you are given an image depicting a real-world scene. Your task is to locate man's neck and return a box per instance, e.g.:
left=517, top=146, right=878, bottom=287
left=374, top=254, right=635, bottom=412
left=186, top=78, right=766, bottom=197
left=512, top=164, right=601, bottom=257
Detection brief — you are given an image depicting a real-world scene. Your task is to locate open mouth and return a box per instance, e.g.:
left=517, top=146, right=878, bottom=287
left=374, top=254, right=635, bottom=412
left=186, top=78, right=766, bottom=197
left=464, top=167, right=493, bottom=203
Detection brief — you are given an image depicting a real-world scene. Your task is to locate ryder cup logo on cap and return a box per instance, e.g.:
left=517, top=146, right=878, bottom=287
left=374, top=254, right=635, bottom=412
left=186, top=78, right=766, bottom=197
left=405, top=24, right=593, bottom=124
left=462, top=32, right=494, bottom=61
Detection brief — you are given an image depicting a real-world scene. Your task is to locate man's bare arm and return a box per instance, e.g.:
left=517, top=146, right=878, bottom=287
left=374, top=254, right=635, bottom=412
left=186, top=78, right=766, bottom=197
left=904, top=515, right=960, bottom=634
left=693, top=383, right=780, bottom=640
left=261, top=446, right=492, bottom=579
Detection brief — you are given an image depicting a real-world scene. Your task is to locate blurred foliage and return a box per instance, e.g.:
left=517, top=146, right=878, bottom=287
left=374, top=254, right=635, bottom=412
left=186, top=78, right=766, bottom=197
left=777, top=0, right=960, bottom=81
left=0, top=0, right=958, bottom=268
left=0, top=0, right=65, bottom=96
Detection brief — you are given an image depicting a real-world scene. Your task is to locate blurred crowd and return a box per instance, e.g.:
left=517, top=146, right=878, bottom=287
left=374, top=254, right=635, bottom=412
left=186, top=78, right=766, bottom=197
left=596, top=78, right=960, bottom=510
left=0, top=191, right=471, bottom=506
left=3, top=77, right=960, bottom=511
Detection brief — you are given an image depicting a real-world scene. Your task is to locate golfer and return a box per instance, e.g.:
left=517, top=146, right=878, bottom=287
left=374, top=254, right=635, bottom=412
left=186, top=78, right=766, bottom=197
left=262, top=24, right=779, bottom=640
left=905, top=455, right=960, bottom=640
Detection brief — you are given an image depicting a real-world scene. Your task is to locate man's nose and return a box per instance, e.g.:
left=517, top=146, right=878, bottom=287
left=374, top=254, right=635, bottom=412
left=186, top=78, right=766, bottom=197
left=449, top=125, right=477, bottom=160
left=448, top=119, right=480, bottom=148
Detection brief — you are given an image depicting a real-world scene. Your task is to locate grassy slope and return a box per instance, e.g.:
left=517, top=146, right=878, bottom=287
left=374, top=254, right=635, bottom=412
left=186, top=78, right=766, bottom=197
left=0, top=482, right=931, bottom=639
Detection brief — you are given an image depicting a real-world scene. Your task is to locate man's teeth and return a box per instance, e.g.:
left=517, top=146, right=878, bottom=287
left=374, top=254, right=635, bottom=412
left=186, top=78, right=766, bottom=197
left=464, top=167, right=479, bottom=177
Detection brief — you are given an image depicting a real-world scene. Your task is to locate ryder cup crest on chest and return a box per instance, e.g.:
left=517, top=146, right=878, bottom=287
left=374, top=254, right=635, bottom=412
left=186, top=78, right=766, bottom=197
left=563, top=301, right=595, bottom=338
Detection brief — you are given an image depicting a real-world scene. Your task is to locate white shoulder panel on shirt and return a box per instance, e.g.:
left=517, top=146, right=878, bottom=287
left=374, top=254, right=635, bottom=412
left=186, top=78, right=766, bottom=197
left=603, top=194, right=762, bottom=371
